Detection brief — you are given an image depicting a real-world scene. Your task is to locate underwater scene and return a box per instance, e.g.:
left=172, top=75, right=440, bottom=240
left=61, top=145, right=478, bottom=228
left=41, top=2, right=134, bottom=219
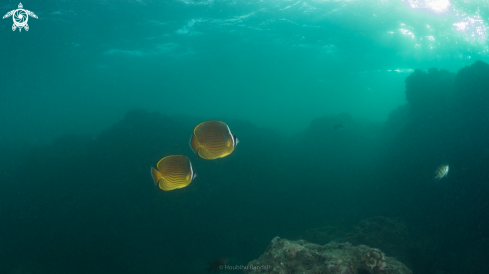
left=1, top=0, right=489, bottom=273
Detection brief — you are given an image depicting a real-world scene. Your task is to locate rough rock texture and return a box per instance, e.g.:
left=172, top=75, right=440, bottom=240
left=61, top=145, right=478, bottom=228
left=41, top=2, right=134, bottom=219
left=361, top=248, right=386, bottom=271
left=344, top=216, right=411, bottom=267
left=300, top=217, right=412, bottom=268
left=244, top=237, right=412, bottom=274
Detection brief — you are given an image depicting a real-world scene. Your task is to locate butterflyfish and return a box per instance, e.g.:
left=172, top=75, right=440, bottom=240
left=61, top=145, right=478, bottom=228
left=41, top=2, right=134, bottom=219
left=434, top=164, right=449, bottom=180
left=151, top=155, right=196, bottom=191
left=190, top=120, right=239, bottom=160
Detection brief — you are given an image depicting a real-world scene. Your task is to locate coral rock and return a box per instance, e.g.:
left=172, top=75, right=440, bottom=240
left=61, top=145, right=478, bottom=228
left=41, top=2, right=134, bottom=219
left=361, top=248, right=385, bottom=270
left=244, top=238, right=412, bottom=274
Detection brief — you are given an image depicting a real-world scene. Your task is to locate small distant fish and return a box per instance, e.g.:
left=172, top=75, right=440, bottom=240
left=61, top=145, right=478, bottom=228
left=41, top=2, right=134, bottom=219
left=205, top=257, right=228, bottom=273
left=434, top=164, right=449, bottom=180
left=333, top=124, right=346, bottom=131
left=190, top=120, right=239, bottom=160
left=151, top=155, right=196, bottom=191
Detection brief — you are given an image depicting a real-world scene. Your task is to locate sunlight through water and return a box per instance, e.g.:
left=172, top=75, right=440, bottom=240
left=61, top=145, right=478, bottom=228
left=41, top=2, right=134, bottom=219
left=453, top=16, right=487, bottom=42
left=402, top=0, right=451, bottom=13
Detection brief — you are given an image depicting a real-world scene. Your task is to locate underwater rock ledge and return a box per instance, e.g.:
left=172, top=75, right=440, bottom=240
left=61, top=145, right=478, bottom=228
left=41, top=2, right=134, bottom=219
left=244, top=237, right=412, bottom=274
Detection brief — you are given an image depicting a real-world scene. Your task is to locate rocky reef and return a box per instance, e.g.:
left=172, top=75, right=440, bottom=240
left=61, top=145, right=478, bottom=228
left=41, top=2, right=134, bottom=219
left=344, top=217, right=411, bottom=267
left=300, top=217, right=412, bottom=268
left=244, top=237, right=412, bottom=274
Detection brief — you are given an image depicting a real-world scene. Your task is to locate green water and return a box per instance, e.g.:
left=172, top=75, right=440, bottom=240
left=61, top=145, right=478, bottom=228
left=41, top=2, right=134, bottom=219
left=1, top=1, right=489, bottom=274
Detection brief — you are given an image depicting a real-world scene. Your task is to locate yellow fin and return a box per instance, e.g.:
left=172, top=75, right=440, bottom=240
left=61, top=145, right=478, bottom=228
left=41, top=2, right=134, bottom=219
left=151, top=167, right=163, bottom=186
left=190, top=134, right=200, bottom=154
